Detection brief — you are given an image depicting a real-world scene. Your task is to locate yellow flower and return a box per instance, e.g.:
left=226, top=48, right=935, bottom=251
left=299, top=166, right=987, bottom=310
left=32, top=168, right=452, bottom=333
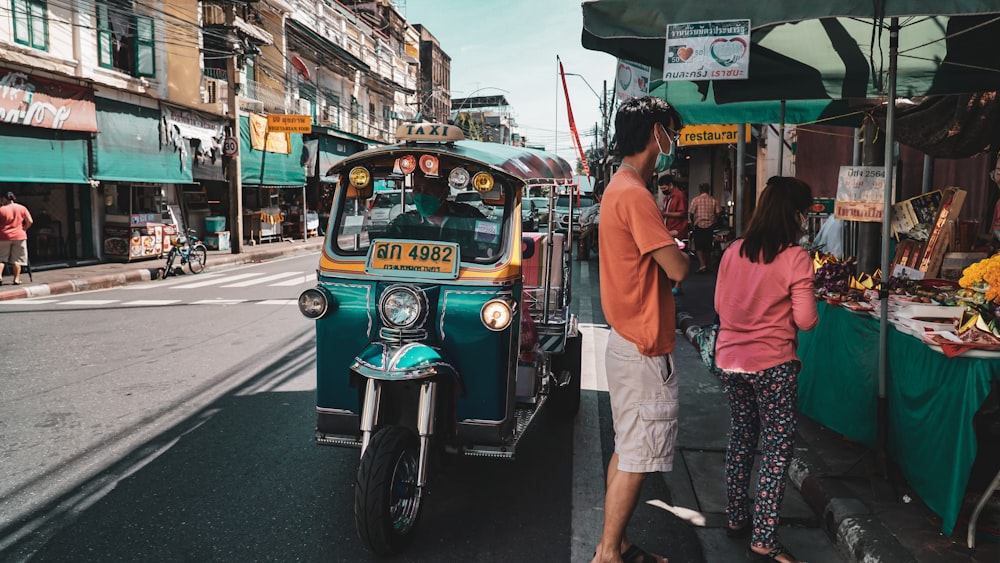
left=960, top=255, right=1000, bottom=302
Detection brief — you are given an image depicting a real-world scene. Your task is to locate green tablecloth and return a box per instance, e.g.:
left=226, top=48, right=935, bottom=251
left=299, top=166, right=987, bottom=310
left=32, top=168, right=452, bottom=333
left=798, top=302, right=1000, bottom=536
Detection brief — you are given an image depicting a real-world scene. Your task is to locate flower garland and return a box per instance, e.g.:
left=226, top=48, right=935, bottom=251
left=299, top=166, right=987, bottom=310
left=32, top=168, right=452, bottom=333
left=958, top=254, right=1000, bottom=303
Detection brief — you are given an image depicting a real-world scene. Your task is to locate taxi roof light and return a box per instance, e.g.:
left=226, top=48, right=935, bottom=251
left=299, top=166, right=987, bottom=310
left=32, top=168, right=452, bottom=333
left=397, top=155, right=417, bottom=175
left=396, top=123, right=465, bottom=142
left=419, top=154, right=439, bottom=177
left=448, top=167, right=470, bottom=189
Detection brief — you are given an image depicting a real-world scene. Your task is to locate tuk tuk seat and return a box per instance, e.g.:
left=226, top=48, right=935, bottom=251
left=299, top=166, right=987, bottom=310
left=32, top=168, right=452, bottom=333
left=521, top=232, right=564, bottom=313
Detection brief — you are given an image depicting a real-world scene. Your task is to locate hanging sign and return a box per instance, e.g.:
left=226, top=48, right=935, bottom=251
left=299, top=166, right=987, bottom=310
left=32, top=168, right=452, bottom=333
left=266, top=114, right=312, bottom=133
left=677, top=124, right=750, bottom=146
left=663, top=20, right=750, bottom=82
left=834, top=166, right=886, bottom=222
left=615, top=59, right=650, bottom=101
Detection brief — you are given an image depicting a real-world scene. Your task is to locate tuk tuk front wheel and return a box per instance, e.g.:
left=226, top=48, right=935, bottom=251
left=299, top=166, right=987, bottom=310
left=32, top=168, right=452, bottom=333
left=548, top=333, right=582, bottom=418
left=354, top=425, right=423, bottom=555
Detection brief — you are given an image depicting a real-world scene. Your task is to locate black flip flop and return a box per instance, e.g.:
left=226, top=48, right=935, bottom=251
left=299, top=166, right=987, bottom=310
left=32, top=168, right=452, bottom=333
left=622, top=544, right=658, bottom=563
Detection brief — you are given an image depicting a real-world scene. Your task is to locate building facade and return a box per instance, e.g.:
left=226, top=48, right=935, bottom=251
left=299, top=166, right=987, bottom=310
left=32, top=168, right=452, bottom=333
left=1, top=0, right=442, bottom=265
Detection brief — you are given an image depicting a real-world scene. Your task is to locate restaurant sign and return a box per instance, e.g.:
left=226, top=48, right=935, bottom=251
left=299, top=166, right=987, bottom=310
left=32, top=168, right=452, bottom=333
left=0, top=69, right=98, bottom=132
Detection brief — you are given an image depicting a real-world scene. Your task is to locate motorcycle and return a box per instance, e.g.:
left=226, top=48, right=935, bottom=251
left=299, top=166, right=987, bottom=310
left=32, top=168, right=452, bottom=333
left=298, top=123, right=582, bottom=555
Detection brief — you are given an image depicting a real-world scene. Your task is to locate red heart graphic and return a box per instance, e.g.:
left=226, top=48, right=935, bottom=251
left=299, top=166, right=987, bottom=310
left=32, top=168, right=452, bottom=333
left=678, top=47, right=694, bottom=61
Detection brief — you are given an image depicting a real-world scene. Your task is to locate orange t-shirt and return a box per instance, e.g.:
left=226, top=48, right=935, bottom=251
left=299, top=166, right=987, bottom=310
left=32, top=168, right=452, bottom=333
left=599, top=168, right=677, bottom=356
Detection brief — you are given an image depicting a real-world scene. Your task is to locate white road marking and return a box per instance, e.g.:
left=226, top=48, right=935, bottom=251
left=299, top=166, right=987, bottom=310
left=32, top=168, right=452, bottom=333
left=191, top=299, right=246, bottom=305
left=57, top=300, right=119, bottom=306
left=270, top=275, right=312, bottom=286
left=170, top=273, right=263, bottom=289
left=0, top=299, right=60, bottom=305
left=121, top=300, right=181, bottom=306
left=257, top=299, right=298, bottom=305
left=221, top=272, right=303, bottom=287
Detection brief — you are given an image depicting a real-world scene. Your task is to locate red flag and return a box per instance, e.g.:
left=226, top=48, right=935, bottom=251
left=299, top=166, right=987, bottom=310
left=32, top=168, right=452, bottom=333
left=558, top=58, right=590, bottom=181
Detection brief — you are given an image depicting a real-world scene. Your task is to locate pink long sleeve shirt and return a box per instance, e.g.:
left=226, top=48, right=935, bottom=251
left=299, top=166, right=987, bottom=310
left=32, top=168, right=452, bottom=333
left=714, top=240, right=819, bottom=373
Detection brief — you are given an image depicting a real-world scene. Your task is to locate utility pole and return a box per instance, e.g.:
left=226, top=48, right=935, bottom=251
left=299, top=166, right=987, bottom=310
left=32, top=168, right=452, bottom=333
left=601, top=79, right=609, bottom=191
left=226, top=2, right=244, bottom=253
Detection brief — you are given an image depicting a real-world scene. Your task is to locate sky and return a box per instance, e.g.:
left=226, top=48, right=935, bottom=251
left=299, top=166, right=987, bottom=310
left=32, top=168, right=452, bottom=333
left=401, top=0, right=618, bottom=165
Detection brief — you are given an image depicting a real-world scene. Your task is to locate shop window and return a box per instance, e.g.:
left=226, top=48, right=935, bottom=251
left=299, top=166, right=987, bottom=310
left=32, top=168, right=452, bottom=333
left=96, top=0, right=155, bottom=78
left=12, top=0, right=48, bottom=50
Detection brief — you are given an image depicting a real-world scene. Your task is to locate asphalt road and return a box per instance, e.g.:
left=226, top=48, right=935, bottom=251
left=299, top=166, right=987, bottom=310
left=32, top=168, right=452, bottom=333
left=0, top=252, right=705, bottom=562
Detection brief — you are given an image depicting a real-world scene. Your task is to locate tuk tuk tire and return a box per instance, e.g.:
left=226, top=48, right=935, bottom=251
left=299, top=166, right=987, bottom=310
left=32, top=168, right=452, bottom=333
left=355, top=425, right=423, bottom=555
left=548, top=333, right=582, bottom=418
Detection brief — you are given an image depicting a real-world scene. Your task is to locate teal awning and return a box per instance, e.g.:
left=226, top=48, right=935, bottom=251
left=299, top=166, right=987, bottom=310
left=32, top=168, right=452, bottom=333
left=93, top=99, right=192, bottom=183
left=240, top=115, right=306, bottom=186
left=0, top=124, right=89, bottom=183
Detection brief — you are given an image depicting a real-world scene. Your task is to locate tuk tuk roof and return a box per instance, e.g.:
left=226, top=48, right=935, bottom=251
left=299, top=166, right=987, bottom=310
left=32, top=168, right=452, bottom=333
left=327, top=139, right=576, bottom=186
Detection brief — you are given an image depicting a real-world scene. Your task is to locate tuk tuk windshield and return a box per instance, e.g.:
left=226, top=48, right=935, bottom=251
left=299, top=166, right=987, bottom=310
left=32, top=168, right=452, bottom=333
left=332, top=171, right=509, bottom=264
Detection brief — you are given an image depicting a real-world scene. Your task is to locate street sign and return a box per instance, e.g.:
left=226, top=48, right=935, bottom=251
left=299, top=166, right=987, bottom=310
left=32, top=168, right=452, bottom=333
left=266, top=114, right=312, bottom=133
left=222, top=136, right=239, bottom=156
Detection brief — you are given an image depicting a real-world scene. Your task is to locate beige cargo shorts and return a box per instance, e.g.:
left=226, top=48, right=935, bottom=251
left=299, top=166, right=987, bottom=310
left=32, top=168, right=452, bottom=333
left=605, top=328, right=680, bottom=473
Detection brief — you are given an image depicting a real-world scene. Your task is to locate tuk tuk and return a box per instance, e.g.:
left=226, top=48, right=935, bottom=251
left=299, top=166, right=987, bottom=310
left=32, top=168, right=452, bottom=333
left=297, top=123, right=583, bottom=555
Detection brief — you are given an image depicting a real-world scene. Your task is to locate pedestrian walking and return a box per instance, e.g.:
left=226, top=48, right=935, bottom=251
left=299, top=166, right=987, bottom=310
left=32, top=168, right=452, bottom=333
left=714, top=176, right=819, bottom=563
left=659, top=175, right=688, bottom=295
left=0, top=191, right=33, bottom=285
left=592, top=96, right=689, bottom=563
left=688, top=183, right=720, bottom=273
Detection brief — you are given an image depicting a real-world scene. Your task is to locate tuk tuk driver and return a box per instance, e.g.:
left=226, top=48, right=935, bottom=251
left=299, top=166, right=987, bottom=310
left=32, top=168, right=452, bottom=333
left=387, top=173, right=494, bottom=256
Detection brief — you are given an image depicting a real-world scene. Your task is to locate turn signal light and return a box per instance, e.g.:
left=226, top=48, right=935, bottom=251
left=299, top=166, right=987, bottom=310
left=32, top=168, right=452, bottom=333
left=480, top=298, right=513, bottom=331
left=419, top=154, right=439, bottom=177
left=349, top=167, right=370, bottom=188
left=398, top=155, right=417, bottom=174
left=472, top=171, right=494, bottom=193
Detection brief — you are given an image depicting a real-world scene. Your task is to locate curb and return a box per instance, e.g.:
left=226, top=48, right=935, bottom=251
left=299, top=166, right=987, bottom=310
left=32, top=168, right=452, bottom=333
left=675, top=309, right=915, bottom=563
left=0, top=241, right=322, bottom=302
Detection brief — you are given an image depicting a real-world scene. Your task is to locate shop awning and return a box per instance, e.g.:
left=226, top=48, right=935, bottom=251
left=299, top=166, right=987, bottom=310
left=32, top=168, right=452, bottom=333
left=93, top=98, right=193, bottom=184
left=0, top=124, right=90, bottom=183
left=240, top=115, right=306, bottom=186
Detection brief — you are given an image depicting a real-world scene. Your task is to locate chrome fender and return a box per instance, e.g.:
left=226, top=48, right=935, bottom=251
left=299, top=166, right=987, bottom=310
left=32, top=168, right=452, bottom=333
left=351, top=342, right=459, bottom=382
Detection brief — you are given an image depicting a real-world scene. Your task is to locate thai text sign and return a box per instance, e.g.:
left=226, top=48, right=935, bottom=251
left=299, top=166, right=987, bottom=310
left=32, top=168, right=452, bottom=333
left=0, top=69, right=97, bottom=131
left=266, top=114, right=311, bottom=133
left=664, top=20, right=750, bottom=82
left=615, top=59, right=650, bottom=101
left=677, top=124, right=750, bottom=146
left=834, top=166, right=886, bottom=222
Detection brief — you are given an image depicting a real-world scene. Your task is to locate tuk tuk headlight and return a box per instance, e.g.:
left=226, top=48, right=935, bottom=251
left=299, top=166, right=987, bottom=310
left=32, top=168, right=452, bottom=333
left=379, top=285, right=425, bottom=329
left=481, top=298, right=514, bottom=331
left=298, top=288, right=329, bottom=319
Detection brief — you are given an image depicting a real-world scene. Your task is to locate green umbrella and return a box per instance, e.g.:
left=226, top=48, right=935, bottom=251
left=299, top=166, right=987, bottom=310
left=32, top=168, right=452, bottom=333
left=582, top=0, right=1000, bottom=538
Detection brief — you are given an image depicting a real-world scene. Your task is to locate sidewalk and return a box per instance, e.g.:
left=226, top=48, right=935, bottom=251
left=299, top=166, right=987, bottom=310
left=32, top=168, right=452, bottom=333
left=0, top=237, right=324, bottom=301
left=671, top=268, right=999, bottom=563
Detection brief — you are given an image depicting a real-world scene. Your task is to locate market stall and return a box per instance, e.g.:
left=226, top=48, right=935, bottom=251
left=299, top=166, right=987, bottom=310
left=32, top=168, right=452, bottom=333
left=798, top=301, right=1000, bottom=536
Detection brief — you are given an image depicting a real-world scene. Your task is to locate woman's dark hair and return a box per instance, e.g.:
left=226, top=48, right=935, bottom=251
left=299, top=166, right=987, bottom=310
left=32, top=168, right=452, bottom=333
left=614, top=97, right=683, bottom=157
left=739, top=176, right=813, bottom=264
left=2, top=192, right=14, bottom=202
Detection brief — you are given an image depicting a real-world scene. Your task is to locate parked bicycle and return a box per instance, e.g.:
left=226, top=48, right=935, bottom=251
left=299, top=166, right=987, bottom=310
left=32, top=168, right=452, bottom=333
left=162, top=228, right=207, bottom=278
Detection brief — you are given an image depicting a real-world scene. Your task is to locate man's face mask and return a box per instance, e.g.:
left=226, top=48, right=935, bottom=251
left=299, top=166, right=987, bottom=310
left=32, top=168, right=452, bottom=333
left=414, top=193, right=442, bottom=217
left=654, top=125, right=675, bottom=173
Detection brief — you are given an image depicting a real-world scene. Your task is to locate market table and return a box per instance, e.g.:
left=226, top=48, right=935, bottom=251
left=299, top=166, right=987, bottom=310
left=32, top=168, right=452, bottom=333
left=797, top=301, right=1000, bottom=536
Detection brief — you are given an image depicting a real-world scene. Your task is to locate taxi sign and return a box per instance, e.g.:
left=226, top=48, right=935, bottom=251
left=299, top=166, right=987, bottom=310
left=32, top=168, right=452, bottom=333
left=396, top=123, right=465, bottom=142
left=266, top=114, right=312, bottom=133
left=366, top=240, right=460, bottom=279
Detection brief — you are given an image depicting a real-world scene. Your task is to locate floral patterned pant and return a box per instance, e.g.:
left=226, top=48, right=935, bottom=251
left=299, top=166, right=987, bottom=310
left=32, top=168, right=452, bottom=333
left=722, top=360, right=799, bottom=549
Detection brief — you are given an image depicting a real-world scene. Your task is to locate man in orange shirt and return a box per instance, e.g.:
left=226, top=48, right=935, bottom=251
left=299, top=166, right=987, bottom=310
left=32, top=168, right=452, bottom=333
left=0, top=191, right=33, bottom=285
left=592, top=97, right=689, bottom=563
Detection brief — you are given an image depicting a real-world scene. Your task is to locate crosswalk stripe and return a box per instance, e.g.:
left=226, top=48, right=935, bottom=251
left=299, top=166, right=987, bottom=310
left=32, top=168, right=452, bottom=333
left=58, top=300, right=119, bottom=305
left=191, top=299, right=246, bottom=305
left=221, top=272, right=303, bottom=288
left=122, top=300, right=181, bottom=306
left=270, top=275, right=312, bottom=286
left=257, top=299, right=298, bottom=305
left=171, top=273, right=263, bottom=289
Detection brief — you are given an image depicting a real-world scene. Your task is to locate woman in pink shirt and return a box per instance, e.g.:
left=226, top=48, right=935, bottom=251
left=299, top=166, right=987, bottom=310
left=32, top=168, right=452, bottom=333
left=714, top=176, right=818, bottom=563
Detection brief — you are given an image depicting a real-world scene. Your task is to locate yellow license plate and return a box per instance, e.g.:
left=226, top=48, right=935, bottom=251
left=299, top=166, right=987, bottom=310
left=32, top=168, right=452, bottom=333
left=366, top=240, right=460, bottom=278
